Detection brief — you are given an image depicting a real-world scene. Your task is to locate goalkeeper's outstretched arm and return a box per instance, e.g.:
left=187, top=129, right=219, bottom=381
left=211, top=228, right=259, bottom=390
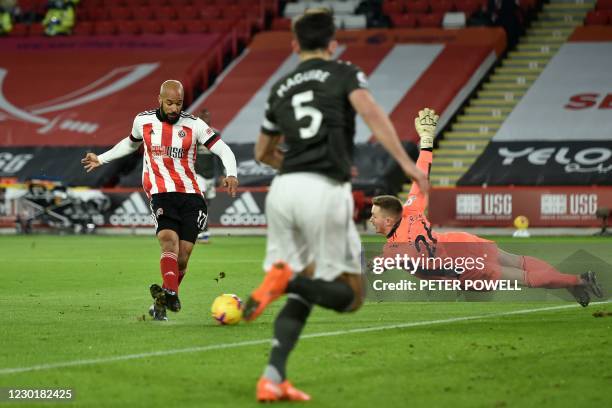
left=405, top=108, right=439, bottom=213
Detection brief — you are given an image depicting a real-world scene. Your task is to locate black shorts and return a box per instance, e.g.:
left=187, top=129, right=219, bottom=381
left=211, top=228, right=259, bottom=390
left=150, top=192, right=208, bottom=243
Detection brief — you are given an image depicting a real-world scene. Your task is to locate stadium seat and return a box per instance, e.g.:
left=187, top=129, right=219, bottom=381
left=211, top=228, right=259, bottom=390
left=406, top=0, right=430, bottom=14
left=131, top=6, right=154, bottom=20
left=199, top=6, right=222, bottom=19
left=584, top=10, right=609, bottom=25
left=9, top=24, right=29, bottom=36
left=184, top=19, right=208, bottom=33
left=224, top=5, right=248, bottom=20
left=76, top=8, right=89, bottom=21
left=207, top=19, right=235, bottom=33
left=597, top=0, right=612, bottom=10
left=94, top=21, right=117, bottom=35
left=179, top=6, right=198, bottom=19
left=109, top=7, right=133, bottom=20
left=383, top=0, right=404, bottom=15
left=418, top=12, right=443, bottom=27
left=106, top=0, right=126, bottom=7
left=88, top=9, right=110, bottom=21
left=331, top=0, right=358, bottom=15
left=284, top=2, right=308, bottom=18
left=454, top=0, right=481, bottom=17
left=164, top=20, right=185, bottom=34
left=141, top=20, right=163, bottom=34
left=146, top=0, right=169, bottom=7
left=391, top=13, right=418, bottom=28
left=430, top=0, right=454, bottom=14
left=271, top=17, right=292, bottom=31
left=443, top=11, right=466, bottom=28
left=29, top=24, right=45, bottom=36
left=73, top=21, right=95, bottom=35
left=116, top=20, right=142, bottom=34
left=154, top=7, right=178, bottom=20
left=339, top=15, right=367, bottom=29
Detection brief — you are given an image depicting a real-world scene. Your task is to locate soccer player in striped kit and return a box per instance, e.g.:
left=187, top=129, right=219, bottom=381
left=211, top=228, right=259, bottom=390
left=82, top=80, right=239, bottom=321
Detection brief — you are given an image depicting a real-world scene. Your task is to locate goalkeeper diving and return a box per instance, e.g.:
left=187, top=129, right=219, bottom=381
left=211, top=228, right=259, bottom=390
left=369, top=108, right=605, bottom=306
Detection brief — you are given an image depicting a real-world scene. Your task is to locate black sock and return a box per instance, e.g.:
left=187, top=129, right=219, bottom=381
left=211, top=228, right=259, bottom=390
left=286, top=276, right=354, bottom=312
left=265, top=296, right=312, bottom=382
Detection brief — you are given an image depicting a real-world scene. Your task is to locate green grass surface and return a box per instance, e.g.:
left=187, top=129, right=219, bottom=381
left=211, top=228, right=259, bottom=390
left=1, top=235, right=611, bottom=407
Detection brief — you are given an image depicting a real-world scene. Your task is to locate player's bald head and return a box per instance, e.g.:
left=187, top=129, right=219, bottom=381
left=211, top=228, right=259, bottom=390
left=159, top=80, right=184, bottom=99
left=158, top=80, right=184, bottom=124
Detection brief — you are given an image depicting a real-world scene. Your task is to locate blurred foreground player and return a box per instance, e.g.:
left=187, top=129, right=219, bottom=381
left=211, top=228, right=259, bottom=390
left=81, top=80, right=239, bottom=320
left=195, top=108, right=219, bottom=244
left=370, top=108, right=604, bottom=306
left=242, top=9, right=429, bottom=402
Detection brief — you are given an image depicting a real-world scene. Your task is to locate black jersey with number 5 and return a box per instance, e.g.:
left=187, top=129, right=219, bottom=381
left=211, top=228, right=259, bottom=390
left=260, top=58, right=368, bottom=182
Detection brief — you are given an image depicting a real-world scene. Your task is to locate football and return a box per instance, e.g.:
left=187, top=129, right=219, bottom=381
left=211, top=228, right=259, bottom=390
left=211, top=294, right=243, bottom=325
left=513, top=215, right=529, bottom=230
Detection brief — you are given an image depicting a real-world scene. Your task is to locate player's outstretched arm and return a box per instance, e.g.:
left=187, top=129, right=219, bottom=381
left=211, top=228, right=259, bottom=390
left=81, top=137, right=141, bottom=173
left=349, top=89, right=429, bottom=195
left=209, top=139, right=239, bottom=197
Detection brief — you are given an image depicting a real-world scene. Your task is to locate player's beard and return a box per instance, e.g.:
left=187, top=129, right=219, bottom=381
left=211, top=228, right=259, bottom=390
left=160, top=105, right=179, bottom=124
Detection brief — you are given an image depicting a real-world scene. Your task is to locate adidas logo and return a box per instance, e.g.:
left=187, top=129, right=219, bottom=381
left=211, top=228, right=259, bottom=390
left=220, top=192, right=266, bottom=226
left=109, top=192, right=154, bottom=226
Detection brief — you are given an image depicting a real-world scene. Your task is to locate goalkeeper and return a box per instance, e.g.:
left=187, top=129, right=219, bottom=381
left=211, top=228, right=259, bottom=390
left=370, top=108, right=604, bottom=306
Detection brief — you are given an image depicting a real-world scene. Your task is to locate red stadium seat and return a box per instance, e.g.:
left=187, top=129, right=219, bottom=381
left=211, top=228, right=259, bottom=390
left=418, top=12, right=443, bottom=27
left=184, top=19, right=207, bottom=33
left=430, top=0, right=454, bottom=14
left=153, top=7, right=178, bottom=20
left=199, top=6, right=222, bottom=19
left=94, top=21, right=117, bottom=35
left=76, top=8, right=90, bottom=21
left=454, top=0, right=481, bottom=17
left=126, top=0, right=149, bottom=6
left=131, top=6, right=154, bottom=20
left=109, top=7, right=133, bottom=20
left=207, top=19, right=234, bottom=33
left=73, top=21, right=95, bottom=35
left=116, top=20, right=142, bottom=34
left=223, top=5, right=247, bottom=20
left=105, top=0, right=127, bottom=7
left=391, top=13, right=418, bottom=28
left=271, top=17, right=291, bottom=31
left=29, top=24, right=45, bottom=36
left=141, top=20, right=164, bottom=34
left=88, top=9, right=110, bottom=21
left=164, top=20, right=185, bottom=34
left=9, top=24, right=29, bottom=37
left=597, top=0, right=612, bottom=10
left=584, top=10, right=609, bottom=25
left=181, top=6, right=198, bottom=20
left=406, top=0, right=430, bottom=14
left=382, top=0, right=404, bottom=15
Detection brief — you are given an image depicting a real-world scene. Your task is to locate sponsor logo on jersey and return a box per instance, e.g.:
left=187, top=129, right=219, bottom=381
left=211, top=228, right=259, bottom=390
left=151, top=145, right=187, bottom=159
left=110, top=192, right=154, bottom=226
left=220, top=192, right=266, bottom=226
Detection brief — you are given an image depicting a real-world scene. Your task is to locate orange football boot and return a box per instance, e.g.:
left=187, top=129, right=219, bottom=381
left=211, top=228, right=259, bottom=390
left=256, top=377, right=283, bottom=402
left=244, top=262, right=292, bottom=321
left=280, top=380, right=311, bottom=401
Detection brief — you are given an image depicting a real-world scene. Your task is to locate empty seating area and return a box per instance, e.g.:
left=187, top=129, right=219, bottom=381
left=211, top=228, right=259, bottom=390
left=6, top=0, right=277, bottom=38
left=585, top=0, right=612, bottom=25
left=385, top=0, right=538, bottom=28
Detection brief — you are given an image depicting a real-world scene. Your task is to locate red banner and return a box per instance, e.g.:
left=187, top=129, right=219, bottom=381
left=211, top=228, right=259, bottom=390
left=429, top=187, right=612, bottom=227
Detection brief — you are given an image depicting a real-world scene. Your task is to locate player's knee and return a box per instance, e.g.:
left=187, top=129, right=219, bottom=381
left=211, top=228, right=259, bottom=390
left=157, top=230, right=179, bottom=252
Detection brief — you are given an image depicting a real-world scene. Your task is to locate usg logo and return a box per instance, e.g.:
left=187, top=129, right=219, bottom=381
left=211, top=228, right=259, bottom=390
left=220, top=192, right=266, bottom=226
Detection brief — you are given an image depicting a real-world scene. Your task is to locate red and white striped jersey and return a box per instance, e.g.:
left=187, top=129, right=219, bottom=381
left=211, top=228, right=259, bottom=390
left=130, top=110, right=220, bottom=197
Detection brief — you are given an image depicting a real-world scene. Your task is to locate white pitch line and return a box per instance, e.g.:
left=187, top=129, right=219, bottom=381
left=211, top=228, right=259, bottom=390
left=1, top=302, right=609, bottom=376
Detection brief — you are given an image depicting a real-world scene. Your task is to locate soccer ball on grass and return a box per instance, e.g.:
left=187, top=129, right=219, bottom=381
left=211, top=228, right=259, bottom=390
left=211, top=294, right=243, bottom=325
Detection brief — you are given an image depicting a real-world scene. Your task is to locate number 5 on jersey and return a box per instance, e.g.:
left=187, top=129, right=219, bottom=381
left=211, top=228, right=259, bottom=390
left=292, top=90, right=322, bottom=139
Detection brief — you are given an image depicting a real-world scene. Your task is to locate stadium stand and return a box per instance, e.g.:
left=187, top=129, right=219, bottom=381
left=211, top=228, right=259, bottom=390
left=426, top=0, right=599, bottom=188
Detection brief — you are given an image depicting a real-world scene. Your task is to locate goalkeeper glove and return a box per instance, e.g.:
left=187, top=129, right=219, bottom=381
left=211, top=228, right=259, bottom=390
left=414, top=108, right=439, bottom=149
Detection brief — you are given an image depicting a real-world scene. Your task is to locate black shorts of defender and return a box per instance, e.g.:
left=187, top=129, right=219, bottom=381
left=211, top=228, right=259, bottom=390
left=150, top=192, right=208, bottom=244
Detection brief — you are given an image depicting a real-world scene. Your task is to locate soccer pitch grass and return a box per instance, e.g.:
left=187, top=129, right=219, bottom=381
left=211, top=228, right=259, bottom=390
left=1, top=235, right=611, bottom=407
